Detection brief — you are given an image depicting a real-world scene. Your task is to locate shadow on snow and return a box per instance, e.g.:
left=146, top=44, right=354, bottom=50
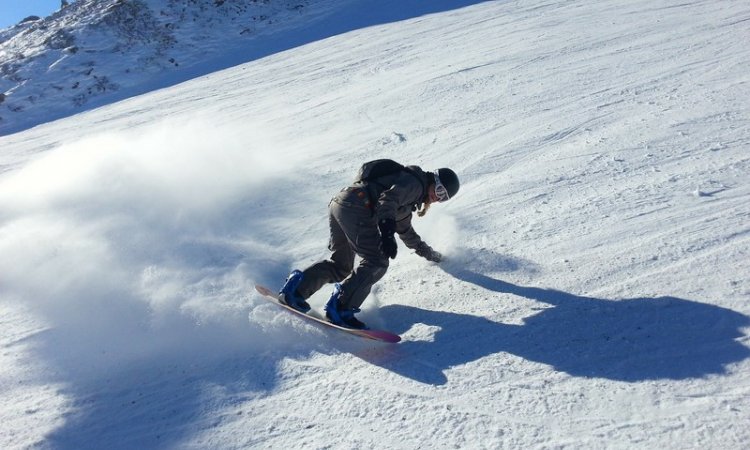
left=361, top=252, right=750, bottom=385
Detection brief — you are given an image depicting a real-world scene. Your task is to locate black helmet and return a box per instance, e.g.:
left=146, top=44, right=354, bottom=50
left=434, top=168, right=460, bottom=200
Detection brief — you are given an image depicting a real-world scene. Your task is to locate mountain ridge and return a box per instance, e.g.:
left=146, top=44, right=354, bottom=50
left=0, top=0, right=326, bottom=135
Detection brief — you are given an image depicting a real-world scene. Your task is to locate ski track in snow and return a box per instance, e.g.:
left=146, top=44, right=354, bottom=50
left=1, top=0, right=750, bottom=449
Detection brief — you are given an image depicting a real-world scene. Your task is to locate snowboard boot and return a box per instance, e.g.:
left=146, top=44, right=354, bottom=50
left=324, top=283, right=367, bottom=330
left=279, top=270, right=311, bottom=313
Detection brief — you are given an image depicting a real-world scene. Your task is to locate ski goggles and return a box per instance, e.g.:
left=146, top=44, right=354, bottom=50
left=434, top=173, right=451, bottom=202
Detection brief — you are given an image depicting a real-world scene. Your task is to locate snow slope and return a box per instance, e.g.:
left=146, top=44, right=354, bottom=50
left=1, top=0, right=750, bottom=448
left=0, top=0, right=499, bottom=136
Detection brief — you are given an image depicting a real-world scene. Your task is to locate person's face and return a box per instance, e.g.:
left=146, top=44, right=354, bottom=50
left=428, top=184, right=440, bottom=203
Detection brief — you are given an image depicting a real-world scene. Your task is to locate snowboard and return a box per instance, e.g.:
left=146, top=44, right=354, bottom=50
left=254, top=284, right=401, bottom=343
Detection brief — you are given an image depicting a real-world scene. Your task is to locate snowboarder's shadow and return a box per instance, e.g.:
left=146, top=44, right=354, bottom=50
left=362, top=254, right=750, bottom=385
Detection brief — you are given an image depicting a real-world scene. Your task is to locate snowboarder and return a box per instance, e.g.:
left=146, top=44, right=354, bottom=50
left=278, top=160, right=460, bottom=329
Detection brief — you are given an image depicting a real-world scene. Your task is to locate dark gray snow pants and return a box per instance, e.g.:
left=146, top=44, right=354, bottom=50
left=296, top=187, right=389, bottom=310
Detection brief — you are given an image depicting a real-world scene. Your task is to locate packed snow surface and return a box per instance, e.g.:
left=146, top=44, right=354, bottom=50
left=1, top=0, right=749, bottom=448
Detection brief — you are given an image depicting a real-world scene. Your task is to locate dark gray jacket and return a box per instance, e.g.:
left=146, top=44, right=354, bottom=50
left=361, top=165, right=430, bottom=249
